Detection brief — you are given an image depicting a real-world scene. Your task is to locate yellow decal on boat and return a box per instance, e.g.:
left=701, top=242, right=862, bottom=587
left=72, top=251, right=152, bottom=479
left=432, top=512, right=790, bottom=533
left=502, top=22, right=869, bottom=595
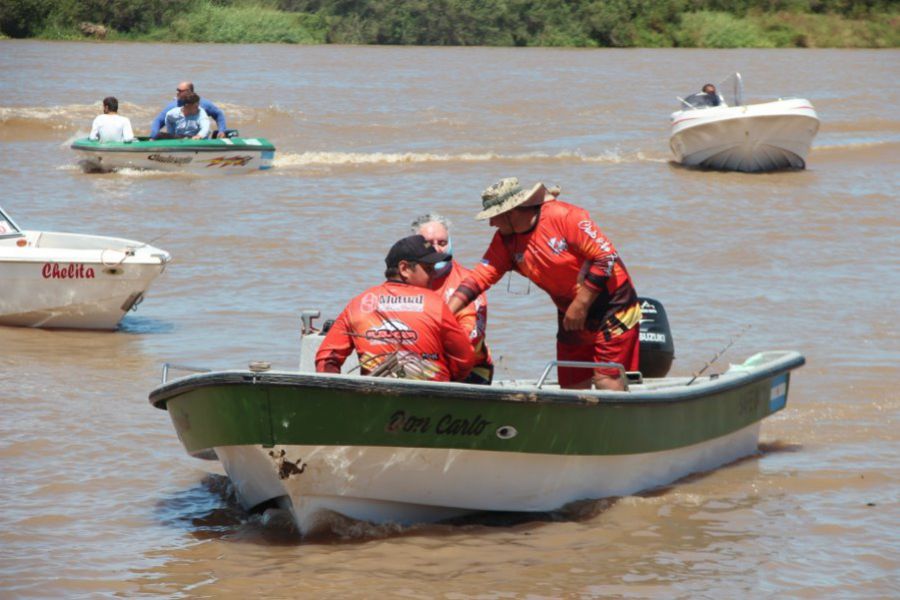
left=205, top=155, right=254, bottom=168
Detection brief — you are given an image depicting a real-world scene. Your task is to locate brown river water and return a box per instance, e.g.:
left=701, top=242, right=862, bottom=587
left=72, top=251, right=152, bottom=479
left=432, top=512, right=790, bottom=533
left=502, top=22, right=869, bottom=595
left=1, top=41, right=898, bottom=598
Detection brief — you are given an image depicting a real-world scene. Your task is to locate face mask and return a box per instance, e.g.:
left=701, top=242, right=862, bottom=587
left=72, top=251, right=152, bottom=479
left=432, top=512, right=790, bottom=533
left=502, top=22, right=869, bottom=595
left=432, top=237, right=453, bottom=276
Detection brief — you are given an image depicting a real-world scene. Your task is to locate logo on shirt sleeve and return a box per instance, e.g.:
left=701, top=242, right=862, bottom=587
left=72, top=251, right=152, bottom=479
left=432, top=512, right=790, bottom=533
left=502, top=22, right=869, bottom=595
left=578, top=220, right=612, bottom=253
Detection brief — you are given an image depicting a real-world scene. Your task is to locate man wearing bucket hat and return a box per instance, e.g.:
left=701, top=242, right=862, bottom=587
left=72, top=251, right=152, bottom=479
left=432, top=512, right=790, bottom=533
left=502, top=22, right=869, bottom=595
left=410, top=212, right=494, bottom=385
left=316, top=234, right=475, bottom=382
left=447, top=178, right=641, bottom=390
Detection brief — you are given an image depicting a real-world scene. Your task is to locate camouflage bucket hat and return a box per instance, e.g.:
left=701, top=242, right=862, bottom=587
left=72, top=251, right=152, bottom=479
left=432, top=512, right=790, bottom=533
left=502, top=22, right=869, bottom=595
left=476, top=177, right=546, bottom=221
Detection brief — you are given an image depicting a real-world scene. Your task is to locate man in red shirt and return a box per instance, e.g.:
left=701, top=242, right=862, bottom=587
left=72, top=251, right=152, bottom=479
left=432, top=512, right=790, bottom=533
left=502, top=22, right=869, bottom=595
left=411, top=213, right=494, bottom=384
left=316, top=235, right=475, bottom=382
left=447, top=178, right=641, bottom=391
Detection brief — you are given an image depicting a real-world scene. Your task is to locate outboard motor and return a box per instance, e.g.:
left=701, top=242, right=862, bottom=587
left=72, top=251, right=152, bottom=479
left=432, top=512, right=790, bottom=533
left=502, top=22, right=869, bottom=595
left=638, top=297, right=674, bottom=378
left=298, top=310, right=359, bottom=373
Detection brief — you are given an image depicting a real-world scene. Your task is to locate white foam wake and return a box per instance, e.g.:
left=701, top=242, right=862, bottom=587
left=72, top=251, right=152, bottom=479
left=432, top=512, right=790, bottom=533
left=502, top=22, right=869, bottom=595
left=273, top=149, right=660, bottom=168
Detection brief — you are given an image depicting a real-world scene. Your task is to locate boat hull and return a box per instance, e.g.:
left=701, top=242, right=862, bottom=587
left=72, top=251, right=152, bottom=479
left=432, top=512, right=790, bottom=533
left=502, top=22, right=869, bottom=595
left=151, top=351, right=803, bottom=533
left=0, top=231, right=170, bottom=329
left=216, top=422, right=762, bottom=533
left=669, top=99, right=819, bottom=172
left=70, top=137, right=275, bottom=173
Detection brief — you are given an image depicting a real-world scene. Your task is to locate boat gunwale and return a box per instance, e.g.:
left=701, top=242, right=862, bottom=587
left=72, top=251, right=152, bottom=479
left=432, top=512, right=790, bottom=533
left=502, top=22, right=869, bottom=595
left=149, top=351, right=804, bottom=410
left=0, top=232, right=170, bottom=264
left=670, top=107, right=820, bottom=130
left=70, top=138, right=276, bottom=153
left=670, top=97, right=817, bottom=117
left=0, top=253, right=169, bottom=265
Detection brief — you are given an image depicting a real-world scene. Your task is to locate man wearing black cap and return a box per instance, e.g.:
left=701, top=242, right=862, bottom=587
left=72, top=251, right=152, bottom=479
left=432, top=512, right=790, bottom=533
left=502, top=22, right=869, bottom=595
left=315, top=235, right=476, bottom=382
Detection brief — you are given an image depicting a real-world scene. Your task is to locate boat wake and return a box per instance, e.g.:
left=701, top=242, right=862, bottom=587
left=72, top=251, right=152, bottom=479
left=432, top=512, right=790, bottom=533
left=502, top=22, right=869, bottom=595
left=273, top=149, right=664, bottom=169
left=812, top=138, right=900, bottom=152
left=1, top=102, right=281, bottom=142
left=56, top=163, right=196, bottom=178
left=808, top=139, right=900, bottom=165
left=168, top=472, right=622, bottom=543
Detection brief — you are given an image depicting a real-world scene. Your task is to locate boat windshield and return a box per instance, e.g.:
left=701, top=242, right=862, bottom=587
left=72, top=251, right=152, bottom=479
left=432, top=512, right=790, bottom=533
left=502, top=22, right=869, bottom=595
left=676, top=72, right=744, bottom=110
left=680, top=92, right=722, bottom=109
left=0, top=207, right=24, bottom=238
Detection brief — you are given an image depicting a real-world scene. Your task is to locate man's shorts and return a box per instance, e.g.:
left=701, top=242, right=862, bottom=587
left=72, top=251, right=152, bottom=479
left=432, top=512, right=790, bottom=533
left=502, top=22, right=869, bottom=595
left=556, top=324, right=640, bottom=389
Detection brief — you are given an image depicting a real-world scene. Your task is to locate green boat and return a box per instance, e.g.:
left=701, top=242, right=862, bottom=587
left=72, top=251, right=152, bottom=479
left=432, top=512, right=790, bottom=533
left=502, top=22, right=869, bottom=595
left=71, top=136, right=275, bottom=173
left=150, top=304, right=804, bottom=535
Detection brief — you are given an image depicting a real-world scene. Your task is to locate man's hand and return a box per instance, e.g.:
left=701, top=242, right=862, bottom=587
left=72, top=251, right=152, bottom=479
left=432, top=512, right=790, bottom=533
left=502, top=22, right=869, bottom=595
left=563, top=285, right=600, bottom=331
left=563, top=300, right=588, bottom=331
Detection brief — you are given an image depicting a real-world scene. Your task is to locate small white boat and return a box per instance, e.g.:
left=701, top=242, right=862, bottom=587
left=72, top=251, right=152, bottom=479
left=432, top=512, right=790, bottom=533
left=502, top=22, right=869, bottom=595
left=71, top=135, right=275, bottom=173
left=669, top=73, right=820, bottom=172
left=0, top=207, right=171, bottom=329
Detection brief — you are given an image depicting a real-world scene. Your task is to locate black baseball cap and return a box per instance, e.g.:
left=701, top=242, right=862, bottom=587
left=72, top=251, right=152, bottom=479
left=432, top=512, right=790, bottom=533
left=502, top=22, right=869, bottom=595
left=385, top=235, right=450, bottom=268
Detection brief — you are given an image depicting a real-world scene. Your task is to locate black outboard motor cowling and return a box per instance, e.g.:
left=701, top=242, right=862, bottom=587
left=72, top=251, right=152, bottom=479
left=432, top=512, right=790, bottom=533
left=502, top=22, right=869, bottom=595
left=638, top=297, right=674, bottom=378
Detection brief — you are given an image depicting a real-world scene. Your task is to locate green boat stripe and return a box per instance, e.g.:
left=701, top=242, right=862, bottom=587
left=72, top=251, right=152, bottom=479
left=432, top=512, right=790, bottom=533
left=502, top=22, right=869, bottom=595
left=151, top=354, right=803, bottom=456
left=71, top=138, right=276, bottom=153
left=150, top=353, right=805, bottom=411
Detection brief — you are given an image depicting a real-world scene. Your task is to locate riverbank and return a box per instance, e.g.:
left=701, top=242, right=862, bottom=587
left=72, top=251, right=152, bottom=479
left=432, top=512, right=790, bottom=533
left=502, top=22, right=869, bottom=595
left=1, top=0, right=897, bottom=47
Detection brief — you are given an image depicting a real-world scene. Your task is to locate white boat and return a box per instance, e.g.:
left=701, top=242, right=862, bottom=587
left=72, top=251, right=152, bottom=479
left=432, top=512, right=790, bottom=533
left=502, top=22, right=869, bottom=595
left=0, top=207, right=171, bottom=329
left=669, top=73, right=820, bottom=172
left=151, top=305, right=805, bottom=536
left=71, top=135, right=275, bottom=174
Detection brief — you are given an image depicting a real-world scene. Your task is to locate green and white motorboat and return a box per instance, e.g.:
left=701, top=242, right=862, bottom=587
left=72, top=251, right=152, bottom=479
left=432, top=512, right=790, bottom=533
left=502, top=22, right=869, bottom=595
left=150, top=304, right=804, bottom=535
left=71, top=135, right=275, bottom=173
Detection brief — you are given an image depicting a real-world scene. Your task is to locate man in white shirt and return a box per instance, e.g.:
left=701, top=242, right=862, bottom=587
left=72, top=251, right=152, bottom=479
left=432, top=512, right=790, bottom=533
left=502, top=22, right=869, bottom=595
left=163, top=92, right=210, bottom=139
left=89, top=97, right=134, bottom=143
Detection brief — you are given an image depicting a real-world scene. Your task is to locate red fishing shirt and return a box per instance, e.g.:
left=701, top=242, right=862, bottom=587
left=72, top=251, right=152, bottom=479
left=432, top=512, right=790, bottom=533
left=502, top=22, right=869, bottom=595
left=316, top=280, right=475, bottom=382
left=454, top=199, right=641, bottom=338
left=430, top=260, right=493, bottom=381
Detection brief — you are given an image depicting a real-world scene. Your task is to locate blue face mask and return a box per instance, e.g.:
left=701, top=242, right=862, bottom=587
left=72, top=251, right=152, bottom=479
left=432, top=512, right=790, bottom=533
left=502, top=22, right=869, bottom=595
left=433, top=237, right=453, bottom=276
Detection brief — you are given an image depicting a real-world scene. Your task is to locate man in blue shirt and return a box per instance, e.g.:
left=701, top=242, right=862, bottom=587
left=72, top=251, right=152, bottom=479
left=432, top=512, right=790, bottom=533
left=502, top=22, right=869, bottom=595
left=150, top=81, right=226, bottom=139
left=163, top=93, right=210, bottom=139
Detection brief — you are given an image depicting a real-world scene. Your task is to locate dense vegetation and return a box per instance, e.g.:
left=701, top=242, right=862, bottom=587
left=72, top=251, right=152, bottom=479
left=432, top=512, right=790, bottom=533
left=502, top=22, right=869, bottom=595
left=1, top=0, right=896, bottom=47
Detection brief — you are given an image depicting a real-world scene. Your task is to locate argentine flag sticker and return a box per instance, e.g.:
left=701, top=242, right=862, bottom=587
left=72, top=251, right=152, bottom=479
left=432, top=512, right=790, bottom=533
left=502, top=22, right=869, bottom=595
left=769, top=374, right=788, bottom=413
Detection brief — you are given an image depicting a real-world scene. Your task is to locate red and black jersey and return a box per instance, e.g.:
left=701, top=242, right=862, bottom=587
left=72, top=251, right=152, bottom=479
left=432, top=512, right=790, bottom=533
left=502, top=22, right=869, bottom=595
left=430, top=260, right=493, bottom=381
left=316, top=281, right=475, bottom=382
left=455, top=199, right=641, bottom=337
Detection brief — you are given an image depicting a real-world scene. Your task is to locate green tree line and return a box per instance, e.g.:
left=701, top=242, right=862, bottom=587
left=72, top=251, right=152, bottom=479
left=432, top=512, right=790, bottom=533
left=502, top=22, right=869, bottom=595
left=1, top=0, right=896, bottom=47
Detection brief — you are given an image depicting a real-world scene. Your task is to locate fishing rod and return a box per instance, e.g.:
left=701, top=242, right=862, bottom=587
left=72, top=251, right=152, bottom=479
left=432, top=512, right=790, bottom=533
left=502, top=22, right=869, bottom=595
left=686, top=324, right=751, bottom=385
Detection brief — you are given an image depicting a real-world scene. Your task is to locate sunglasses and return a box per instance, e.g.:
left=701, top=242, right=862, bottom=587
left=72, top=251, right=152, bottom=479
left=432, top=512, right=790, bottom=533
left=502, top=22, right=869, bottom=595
left=176, top=88, right=190, bottom=93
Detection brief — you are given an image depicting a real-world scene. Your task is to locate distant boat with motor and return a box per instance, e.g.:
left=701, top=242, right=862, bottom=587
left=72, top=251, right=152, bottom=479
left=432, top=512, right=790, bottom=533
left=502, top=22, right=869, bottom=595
left=669, top=73, right=819, bottom=172
left=0, top=206, right=171, bottom=329
left=150, top=300, right=805, bottom=535
left=71, top=133, right=275, bottom=173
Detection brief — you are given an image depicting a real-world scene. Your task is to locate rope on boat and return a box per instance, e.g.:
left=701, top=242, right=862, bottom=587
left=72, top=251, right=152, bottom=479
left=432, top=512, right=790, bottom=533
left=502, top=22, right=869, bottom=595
left=100, top=247, right=133, bottom=267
